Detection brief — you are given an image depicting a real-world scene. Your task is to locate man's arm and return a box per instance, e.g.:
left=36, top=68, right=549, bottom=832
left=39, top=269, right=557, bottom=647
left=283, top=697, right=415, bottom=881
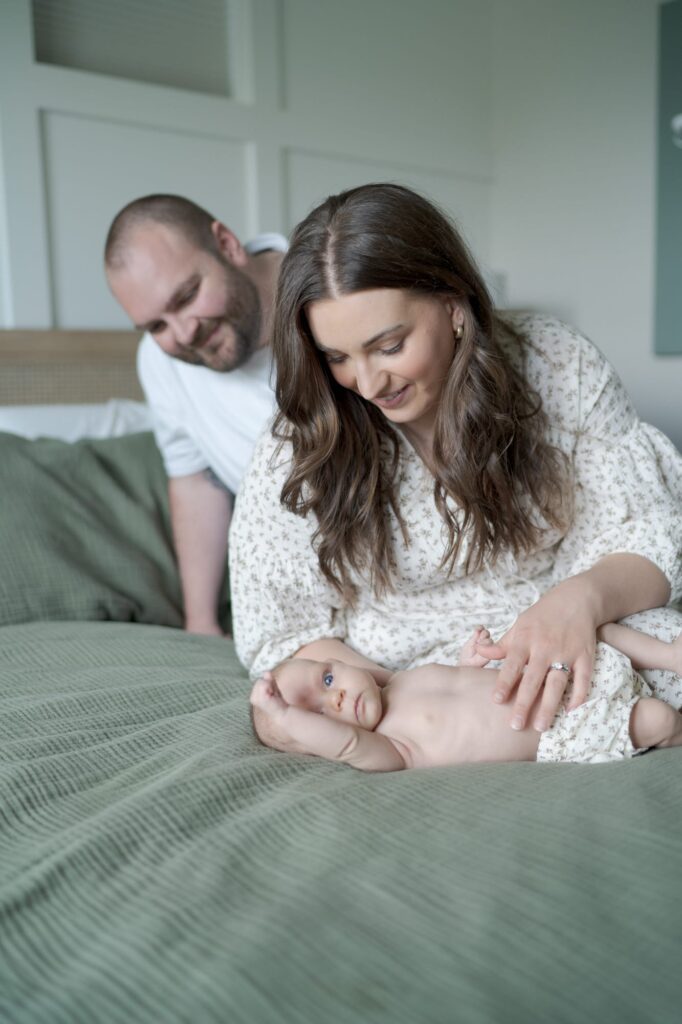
left=168, top=471, right=232, bottom=636
left=251, top=676, right=405, bottom=771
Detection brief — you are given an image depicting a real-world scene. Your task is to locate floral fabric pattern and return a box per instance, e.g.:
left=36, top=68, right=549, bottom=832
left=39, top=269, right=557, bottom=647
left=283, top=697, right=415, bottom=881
left=230, top=314, right=682, bottom=679
left=537, top=633, right=682, bottom=764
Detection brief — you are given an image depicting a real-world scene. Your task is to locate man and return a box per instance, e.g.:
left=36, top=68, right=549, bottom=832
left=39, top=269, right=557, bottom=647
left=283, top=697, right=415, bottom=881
left=105, top=194, right=287, bottom=636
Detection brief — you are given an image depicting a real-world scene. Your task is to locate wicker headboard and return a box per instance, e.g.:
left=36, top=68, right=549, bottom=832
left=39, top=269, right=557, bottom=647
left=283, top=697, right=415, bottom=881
left=0, top=330, right=143, bottom=405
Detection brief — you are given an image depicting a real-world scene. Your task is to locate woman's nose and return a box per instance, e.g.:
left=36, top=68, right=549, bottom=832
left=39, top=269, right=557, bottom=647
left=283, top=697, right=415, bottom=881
left=354, top=361, right=382, bottom=400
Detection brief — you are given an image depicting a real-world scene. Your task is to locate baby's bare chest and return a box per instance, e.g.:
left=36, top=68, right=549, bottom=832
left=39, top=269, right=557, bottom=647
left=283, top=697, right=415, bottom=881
left=377, top=688, right=473, bottom=768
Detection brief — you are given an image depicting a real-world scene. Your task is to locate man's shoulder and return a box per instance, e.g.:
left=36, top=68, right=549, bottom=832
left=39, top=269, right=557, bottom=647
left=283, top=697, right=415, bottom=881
left=137, top=331, right=169, bottom=378
left=245, top=232, right=288, bottom=255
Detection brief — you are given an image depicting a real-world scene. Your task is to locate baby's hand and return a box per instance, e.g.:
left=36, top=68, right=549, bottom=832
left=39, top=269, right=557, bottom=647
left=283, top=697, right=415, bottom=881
left=460, top=626, right=493, bottom=667
left=250, top=671, right=288, bottom=716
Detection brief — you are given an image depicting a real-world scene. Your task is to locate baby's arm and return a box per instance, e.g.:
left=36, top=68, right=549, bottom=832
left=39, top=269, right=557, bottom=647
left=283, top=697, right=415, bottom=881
left=597, top=623, right=682, bottom=674
left=460, top=626, right=493, bottom=667
left=250, top=674, right=406, bottom=771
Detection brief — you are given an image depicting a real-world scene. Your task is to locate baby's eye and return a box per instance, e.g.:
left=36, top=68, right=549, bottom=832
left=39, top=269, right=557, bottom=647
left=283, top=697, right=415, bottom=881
left=323, top=672, right=334, bottom=687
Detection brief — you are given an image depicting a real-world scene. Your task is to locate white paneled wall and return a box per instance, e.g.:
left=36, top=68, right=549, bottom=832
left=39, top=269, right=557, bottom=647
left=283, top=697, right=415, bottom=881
left=42, top=112, right=254, bottom=327
left=0, top=0, right=494, bottom=329
left=490, top=0, right=680, bottom=446
left=0, top=0, right=677, bottom=444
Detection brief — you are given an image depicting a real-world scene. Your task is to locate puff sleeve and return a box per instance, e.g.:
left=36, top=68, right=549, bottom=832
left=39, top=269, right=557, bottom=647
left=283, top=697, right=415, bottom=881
left=230, top=428, right=347, bottom=677
left=552, top=334, right=682, bottom=602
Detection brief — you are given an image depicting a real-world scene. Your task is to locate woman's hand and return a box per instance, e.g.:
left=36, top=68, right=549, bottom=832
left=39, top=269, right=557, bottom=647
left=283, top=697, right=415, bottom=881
left=476, top=577, right=600, bottom=732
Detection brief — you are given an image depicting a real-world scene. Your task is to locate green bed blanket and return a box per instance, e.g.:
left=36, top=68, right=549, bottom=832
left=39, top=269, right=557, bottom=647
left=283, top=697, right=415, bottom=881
left=1, top=621, right=680, bottom=1024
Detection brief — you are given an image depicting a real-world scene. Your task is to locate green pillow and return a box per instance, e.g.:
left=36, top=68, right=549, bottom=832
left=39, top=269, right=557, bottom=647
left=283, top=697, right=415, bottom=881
left=0, top=431, right=230, bottom=628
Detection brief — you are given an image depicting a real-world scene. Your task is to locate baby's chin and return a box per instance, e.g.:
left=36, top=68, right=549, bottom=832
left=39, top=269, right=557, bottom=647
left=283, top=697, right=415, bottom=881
left=361, top=693, right=383, bottom=731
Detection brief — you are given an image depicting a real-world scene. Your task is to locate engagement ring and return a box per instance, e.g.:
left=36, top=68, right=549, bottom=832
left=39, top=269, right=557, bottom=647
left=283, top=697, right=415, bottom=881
left=548, top=662, right=572, bottom=674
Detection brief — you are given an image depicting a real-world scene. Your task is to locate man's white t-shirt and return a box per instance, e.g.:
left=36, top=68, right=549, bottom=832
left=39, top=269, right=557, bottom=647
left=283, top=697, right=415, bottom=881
left=137, top=233, right=287, bottom=493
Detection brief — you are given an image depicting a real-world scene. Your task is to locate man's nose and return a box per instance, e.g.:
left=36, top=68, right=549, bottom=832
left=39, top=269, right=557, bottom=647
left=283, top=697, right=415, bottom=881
left=169, top=314, right=198, bottom=347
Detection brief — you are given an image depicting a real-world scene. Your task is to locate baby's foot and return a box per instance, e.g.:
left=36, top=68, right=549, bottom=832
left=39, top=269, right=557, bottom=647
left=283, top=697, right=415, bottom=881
left=460, top=626, right=493, bottom=667
left=250, top=672, right=288, bottom=715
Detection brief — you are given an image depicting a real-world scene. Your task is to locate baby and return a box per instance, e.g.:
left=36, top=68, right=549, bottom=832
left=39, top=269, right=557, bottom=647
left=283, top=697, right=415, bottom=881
left=249, top=623, right=682, bottom=770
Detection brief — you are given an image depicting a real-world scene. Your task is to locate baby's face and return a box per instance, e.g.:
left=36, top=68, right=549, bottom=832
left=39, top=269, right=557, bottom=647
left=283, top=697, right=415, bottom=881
left=275, top=659, right=383, bottom=730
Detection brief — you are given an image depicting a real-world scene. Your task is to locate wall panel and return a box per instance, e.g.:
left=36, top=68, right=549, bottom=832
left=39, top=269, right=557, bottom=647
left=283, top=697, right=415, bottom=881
left=42, top=111, right=253, bottom=327
left=0, top=0, right=495, bottom=328
left=284, top=147, right=491, bottom=264
left=280, top=0, right=492, bottom=178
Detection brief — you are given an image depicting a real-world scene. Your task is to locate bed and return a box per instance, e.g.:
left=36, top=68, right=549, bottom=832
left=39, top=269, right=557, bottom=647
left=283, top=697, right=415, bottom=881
left=1, top=330, right=681, bottom=1024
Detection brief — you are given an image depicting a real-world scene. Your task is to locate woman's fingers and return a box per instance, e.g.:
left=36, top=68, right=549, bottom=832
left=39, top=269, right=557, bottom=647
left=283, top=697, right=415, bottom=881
left=567, top=655, right=593, bottom=711
left=504, top=657, right=553, bottom=730
left=529, top=653, right=594, bottom=731
left=529, top=666, right=573, bottom=732
left=492, top=655, right=526, bottom=707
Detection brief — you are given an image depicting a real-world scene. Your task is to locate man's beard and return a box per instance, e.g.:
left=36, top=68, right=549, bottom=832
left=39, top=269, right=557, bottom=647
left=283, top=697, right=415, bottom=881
left=175, top=262, right=262, bottom=372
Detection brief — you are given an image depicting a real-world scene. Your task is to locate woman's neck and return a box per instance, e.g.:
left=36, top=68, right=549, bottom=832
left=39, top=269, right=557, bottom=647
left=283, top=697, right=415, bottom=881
left=398, top=421, right=435, bottom=471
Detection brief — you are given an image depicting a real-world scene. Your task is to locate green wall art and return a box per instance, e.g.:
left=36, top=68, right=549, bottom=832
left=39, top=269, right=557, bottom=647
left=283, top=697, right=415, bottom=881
left=655, top=0, right=682, bottom=354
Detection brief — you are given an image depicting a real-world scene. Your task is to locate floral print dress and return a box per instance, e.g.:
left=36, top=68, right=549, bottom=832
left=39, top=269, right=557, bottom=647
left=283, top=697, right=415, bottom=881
left=230, top=314, right=682, bottom=687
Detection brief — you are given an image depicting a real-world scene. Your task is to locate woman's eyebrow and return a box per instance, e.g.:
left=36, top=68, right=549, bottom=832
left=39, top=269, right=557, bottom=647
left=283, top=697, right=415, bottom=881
left=316, top=323, right=405, bottom=352
left=361, top=324, right=404, bottom=348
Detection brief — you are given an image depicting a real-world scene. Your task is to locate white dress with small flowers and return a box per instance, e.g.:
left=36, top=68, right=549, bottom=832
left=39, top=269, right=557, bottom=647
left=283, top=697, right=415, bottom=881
left=230, top=314, right=682, bottom=688
left=537, top=639, right=682, bottom=764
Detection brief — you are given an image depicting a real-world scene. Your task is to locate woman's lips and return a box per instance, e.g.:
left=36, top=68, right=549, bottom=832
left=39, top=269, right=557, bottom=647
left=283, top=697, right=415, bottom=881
left=374, top=384, right=409, bottom=409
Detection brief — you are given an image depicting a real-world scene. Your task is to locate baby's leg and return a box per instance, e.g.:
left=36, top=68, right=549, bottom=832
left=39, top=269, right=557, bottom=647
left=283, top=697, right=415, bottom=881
left=629, top=698, right=682, bottom=751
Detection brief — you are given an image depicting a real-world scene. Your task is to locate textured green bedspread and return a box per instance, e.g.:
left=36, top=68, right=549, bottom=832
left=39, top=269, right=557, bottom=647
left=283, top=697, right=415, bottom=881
left=1, top=622, right=681, bottom=1024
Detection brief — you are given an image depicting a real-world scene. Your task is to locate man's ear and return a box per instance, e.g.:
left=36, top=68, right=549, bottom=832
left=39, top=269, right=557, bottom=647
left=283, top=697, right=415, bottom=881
left=211, top=220, right=247, bottom=266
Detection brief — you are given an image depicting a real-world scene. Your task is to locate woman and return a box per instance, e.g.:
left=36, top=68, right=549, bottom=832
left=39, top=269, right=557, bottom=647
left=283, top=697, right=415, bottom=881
left=231, top=183, right=682, bottom=733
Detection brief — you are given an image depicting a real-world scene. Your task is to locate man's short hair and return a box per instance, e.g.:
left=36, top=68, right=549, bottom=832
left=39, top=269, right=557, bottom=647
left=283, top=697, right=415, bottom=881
left=104, top=194, right=220, bottom=270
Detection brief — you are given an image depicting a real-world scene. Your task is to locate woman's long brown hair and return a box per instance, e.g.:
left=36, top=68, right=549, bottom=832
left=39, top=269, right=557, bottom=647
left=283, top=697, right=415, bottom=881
left=272, top=184, right=567, bottom=601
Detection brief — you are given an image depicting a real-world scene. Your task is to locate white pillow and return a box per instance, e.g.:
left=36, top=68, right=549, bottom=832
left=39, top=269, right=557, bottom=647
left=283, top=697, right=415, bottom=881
left=0, top=400, right=152, bottom=441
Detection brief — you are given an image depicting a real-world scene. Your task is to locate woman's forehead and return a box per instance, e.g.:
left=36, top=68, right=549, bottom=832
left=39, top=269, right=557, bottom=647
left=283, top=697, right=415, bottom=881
left=307, top=288, right=415, bottom=346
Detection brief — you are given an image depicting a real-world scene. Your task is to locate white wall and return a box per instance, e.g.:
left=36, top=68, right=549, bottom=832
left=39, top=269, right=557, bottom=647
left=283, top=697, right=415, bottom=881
left=0, top=0, right=494, bottom=329
left=0, top=0, right=679, bottom=443
left=490, top=0, right=680, bottom=446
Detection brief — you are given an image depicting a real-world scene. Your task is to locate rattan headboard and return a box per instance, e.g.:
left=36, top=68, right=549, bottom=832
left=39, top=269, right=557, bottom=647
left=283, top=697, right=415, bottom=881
left=0, top=330, right=143, bottom=405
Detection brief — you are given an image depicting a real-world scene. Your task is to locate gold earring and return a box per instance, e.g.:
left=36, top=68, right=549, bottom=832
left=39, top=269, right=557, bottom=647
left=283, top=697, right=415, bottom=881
left=454, top=325, right=463, bottom=340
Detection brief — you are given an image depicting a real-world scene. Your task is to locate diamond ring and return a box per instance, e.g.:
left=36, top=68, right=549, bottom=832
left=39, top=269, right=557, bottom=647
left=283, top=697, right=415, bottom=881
left=548, top=662, right=572, bottom=674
